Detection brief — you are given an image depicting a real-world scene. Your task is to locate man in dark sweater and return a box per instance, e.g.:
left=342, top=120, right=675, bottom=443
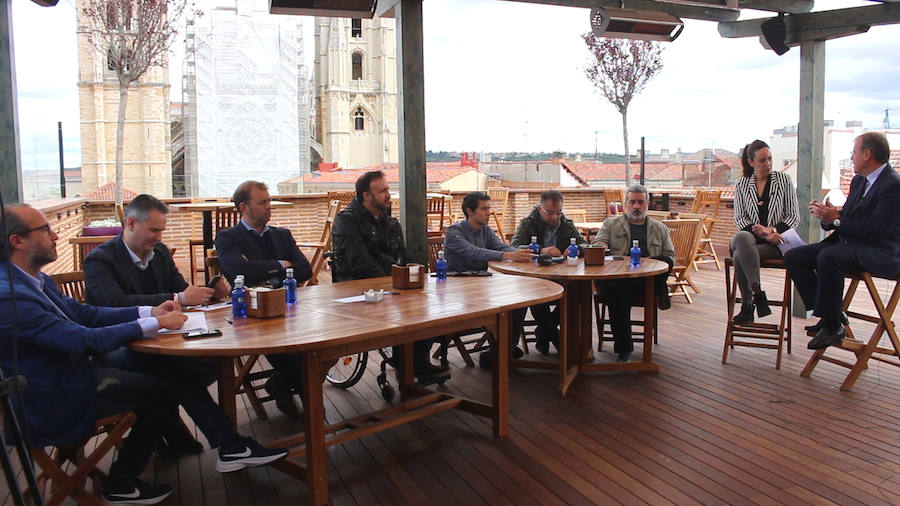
left=215, top=181, right=313, bottom=416
left=511, top=190, right=587, bottom=354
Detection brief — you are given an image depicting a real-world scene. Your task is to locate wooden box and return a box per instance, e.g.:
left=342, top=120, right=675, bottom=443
left=247, top=287, right=286, bottom=318
left=584, top=246, right=607, bottom=266
left=392, top=264, right=425, bottom=289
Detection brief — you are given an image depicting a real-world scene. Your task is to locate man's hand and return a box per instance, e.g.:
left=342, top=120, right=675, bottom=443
left=156, top=311, right=188, bottom=330
left=152, top=300, right=178, bottom=316
left=182, top=285, right=215, bottom=306
left=503, top=249, right=535, bottom=262
left=212, top=277, right=231, bottom=300
left=809, top=199, right=839, bottom=223
left=540, top=246, right=562, bottom=256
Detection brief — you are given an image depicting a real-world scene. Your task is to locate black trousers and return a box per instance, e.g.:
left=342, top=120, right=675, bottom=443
left=599, top=258, right=672, bottom=353
left=783, top=240, right=861, bottom=320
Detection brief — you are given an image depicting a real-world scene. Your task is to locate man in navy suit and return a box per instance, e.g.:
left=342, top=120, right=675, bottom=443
left=215, top=181, right=312, bottom=416
left=784, top=132, right=900, bottom=349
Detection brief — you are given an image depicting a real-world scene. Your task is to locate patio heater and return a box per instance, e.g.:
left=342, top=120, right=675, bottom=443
left=590, top=7, right=684, bottom=41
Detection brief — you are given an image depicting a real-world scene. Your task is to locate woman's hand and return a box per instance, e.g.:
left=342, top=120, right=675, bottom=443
left=766, top=232, right=783, bottom=245
left=751, top=224, right=768, bottom=237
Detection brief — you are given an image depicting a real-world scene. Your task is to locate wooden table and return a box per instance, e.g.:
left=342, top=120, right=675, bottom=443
left=489, top=258, right=668, bottom=396
left=170, top=201, right=292, bottom=252
left=574, top=221, right=604, bottom=241
left=131, top=274, right=562, bottom=505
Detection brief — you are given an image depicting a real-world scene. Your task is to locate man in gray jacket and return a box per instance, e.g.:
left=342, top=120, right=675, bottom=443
left=445, top=192, right=533, bottom=365
left=593, top=185, right=675, bottom=362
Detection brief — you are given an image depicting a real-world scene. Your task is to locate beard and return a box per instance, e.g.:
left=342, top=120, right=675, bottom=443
left=372, top=198, right=391, bottom=215
left=629, top=209, right=647, bottom=221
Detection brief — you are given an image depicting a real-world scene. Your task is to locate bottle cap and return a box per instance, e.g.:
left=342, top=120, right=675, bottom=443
left=286, top=267, right=293, bottom=276
left=438, top=250, right=444, bottom=259
left=570, top=237, right=576, bottom=244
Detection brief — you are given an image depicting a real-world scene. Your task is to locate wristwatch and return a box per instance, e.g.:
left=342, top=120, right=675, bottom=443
left=831, top=218, right=841, bottom=228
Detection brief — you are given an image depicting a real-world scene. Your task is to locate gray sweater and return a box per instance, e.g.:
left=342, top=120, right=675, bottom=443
left=444, top=220, right=515, bottom=272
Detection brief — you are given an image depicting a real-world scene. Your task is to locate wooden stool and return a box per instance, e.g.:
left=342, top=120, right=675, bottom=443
left=801, top=272, right=900, bottom=391
left=723, top=257, right=792, bottom=369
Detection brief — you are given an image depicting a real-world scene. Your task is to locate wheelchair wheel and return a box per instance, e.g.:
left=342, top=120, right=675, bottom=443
left=325, top=352, right=368, bottom=388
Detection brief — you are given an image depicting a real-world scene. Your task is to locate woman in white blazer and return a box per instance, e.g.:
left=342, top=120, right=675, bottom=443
left=731, top=139, right=800, bottom=323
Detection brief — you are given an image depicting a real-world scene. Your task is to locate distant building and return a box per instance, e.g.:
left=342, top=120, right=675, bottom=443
left=281, top=159, right=485, bottom=194
left=770, top=121, right=900, bottom=205
left=76, top=0, right=172, bottom=197
left=182, top=0, right=310, bottom=196
left=314, top=15, right=398, bottom=170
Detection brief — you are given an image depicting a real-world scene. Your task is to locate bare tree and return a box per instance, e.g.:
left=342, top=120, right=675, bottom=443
left=80, top=0, right=193, bottom=204
left=583, top=36, right=664, bottom=185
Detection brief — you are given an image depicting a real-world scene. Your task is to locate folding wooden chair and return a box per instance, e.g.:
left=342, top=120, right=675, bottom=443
left=722, top=258, right=793, bottom=369
left=603, top=188, right=625, bottom=218
left=593, top=287, right=657, bottom=352
left=426, top=195, right=447, bottom=233
left=28, top=412, right=137, bottom=506
left=486, top=187, right=509, bottom=241
left=565, top=208, right=587, bottom=223
left=114, top=203, right=125, bottom=227
left=69, top=236, right=115, bottom=271
left=189, top=203, right=238, bottom=285
left=686, top=189, right=722, bottom=270
left=326, top=191, right=356, bottom=212
left=801, top=272, right=900, bottom=391
left=297, top=200, right=340, bottom=287
left=663, top=219, right=703, bottom=303
left=50, top=271, right=86, bottom=303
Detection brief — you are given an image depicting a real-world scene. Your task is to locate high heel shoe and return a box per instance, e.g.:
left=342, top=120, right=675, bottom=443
left=753, top=291, right=772, bottom=318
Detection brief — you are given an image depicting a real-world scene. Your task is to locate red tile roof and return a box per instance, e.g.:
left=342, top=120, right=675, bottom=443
left=561, top=160, right=684, bottom=182
left=83, top=182, right=139, bottom=200
left=288, top=161, right=485, bottom=185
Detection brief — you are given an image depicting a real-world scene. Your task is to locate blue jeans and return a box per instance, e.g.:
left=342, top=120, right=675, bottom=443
left=95, top=349, right=237, bottom=450
left=93, top=366, right=168, bottom=486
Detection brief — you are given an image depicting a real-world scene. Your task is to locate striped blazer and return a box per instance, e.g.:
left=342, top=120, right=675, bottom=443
left=733, top=171, right=800, bottom=232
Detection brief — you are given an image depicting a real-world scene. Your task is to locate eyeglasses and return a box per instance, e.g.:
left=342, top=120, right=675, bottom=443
left=539, top=206, right=563, bottom=217
left=23, top=224, right=53, bottom=235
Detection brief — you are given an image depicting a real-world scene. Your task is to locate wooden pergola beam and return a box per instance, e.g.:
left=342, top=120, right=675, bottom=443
left=500, top=0, right=741, bottom=21
left=719, top=2, right=900, bottom=39
left=738, top=0, right=812, bottom=13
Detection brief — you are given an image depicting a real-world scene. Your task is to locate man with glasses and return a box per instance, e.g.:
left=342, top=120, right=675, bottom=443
left=592, top=185, right=674, bottom=363
left=511, top=190, right=587, bottom=354
left=784, top=132, right=900, bottom=350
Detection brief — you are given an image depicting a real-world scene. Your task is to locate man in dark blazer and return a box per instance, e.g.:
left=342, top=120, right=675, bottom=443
left=784, top=132, right=900, bottom=349
left=83, top=195, right=289, bottom=468
left=215, top=181, right=312, bottom=416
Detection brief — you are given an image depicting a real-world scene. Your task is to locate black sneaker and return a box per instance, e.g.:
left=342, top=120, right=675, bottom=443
left=216, top=436, right=288, bottom=473
left=103, top=479, right=172, bottom=505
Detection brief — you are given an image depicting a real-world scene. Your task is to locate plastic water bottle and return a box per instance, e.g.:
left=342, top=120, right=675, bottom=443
left=566, top=237, right=579, bottom=265
left=283, top=267, right=297, bottom=304
left=529, top=235, right=540, bottom=261
left=435, top=250, right=448, bottom=280
left=231, top=276, right=247, bottom=318
left=630, top=240, right=641, bottom=268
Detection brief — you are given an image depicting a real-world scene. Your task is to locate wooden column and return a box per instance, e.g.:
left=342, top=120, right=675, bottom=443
left=395, top=0, right=427, bottom=265
left=793, top=40, right=825, bottom=316
left=0, top=0, right=22, bottom=205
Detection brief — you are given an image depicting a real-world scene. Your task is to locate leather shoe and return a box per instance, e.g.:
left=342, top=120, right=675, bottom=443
left=414, top=362, right=449, bottom=377
left=807, top=325, right=846, bottom=350
left=534, top=336, right=550, bottom=355
left=805, top=313, right=849, bottom=335
left=616, top=352, right=632, bottom=363
left=753, top=291, right=772, bottom=318
left=657, top=293, right=671, bottom=311
left=733, top=305, right=754, bottom=324
left=264, top=374, right=300, bottom=418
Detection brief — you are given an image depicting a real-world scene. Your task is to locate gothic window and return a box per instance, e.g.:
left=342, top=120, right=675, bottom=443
left=354, top=107, right=365, bottom=131
left=351, top=52, right=363, bottom=80
left=351, top=18, right=362, bottom=38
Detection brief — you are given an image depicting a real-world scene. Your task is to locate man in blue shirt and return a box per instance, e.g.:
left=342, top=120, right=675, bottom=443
left=444, top=192, right=533, bottom=366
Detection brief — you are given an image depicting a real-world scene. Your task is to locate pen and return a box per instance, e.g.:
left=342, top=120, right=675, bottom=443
left=224, top=316, right=233, bottom=325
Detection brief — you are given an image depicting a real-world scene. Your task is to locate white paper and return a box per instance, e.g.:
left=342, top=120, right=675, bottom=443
left=777, top=228, right=807, bottom=255
left=335, top=295, right=366, bottom=303
left=158, top=312, right=208, bottom=335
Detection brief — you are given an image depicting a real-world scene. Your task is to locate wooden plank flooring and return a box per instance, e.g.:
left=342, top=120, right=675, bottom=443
left=3, top=266, right=899, bottom=505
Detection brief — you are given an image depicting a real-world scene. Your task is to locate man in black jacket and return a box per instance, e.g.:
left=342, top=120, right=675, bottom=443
left=215, top=181, right=313, bottom=416
left=82, top=195, right=288, bottom=469
left=785, top=132, right=900, bottom=350
left=510, top=190, right=587, bottom=354
left=331, top=170, right=446, bottom=376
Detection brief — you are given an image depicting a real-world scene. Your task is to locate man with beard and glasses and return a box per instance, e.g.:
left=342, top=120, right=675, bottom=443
left=331, top=170, right=447, bottom=378
left=591, top=185, right=674, bottom=363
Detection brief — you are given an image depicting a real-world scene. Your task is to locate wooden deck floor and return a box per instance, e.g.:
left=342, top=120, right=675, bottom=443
left=4, top=266, right=899, bottom=505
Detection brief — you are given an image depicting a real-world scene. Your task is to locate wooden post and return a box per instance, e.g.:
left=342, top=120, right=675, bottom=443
left=395, top=0, right=427, bottom=265
left=0, top=0, right=22, bottom=205
left=793, top=40, right=825, bottom=317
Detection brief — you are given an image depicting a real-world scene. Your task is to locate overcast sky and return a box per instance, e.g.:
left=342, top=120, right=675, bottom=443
left=11, top=0, right=900, bottom=175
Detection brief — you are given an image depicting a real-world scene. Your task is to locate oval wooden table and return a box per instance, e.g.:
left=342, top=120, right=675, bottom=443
left=132, top=273, right=562, bottom=505
left=489, top=258, right=668, bottom=396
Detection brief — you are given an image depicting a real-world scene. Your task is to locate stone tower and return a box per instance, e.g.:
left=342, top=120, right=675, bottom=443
left=76, top=0, right=172, bottom=197
left=314, top=16, right=398, bottom=170
left=182, top=0, right=309, bottom=197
